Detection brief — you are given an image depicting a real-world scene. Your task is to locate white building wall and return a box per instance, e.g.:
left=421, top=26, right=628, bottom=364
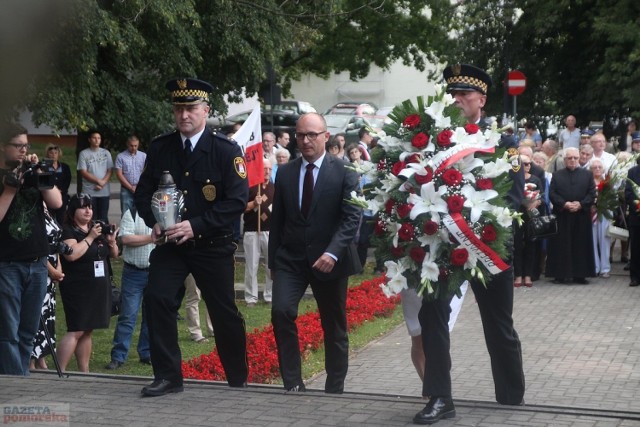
left=288, top=61, right=439, bottom=113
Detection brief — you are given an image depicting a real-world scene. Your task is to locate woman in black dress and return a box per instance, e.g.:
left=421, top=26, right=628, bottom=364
left=56, top=194, right=118, bottom=372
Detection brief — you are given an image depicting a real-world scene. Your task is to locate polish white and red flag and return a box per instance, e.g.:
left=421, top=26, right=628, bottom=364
left=233, top=106, right=264, bottom=187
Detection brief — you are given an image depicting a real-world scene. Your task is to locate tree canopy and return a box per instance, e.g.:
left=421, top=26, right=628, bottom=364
left=4, top=0, right=456, bottom=149
left=441, top=0, right=640, bottom=136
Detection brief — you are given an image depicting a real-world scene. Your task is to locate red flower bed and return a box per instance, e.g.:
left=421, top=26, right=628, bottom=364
left=182, top=276, right=400, bottom=383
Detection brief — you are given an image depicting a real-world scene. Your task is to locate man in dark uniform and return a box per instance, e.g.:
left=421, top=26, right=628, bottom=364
left=414, top=65, right=525, bottom=425
left=135, top=78, right=249, bottom=396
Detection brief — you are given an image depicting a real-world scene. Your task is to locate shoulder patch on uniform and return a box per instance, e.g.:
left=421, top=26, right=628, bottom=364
left=234, top=157, right=247, bottom=179
left=211, top=129, right=236, bottom=145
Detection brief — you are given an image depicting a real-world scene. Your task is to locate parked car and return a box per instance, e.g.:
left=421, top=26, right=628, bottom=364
left=271, top=100, right=317, bottom=115
left=324, top=114, right=385, bottom=145
left=207, top=109, right=299, bottom=139
left=324, top=102, right=378, bottom=116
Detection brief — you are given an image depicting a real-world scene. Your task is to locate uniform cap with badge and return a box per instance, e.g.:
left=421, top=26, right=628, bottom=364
left=631, top=131, right=640, bottom=142
left=443, top=64, right=493, bottom=95
left=581, top=128, right=595, bottom=137
left=165, top=78, right=213, bottom=105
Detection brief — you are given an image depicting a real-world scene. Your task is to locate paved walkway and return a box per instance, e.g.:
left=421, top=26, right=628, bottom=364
left=3, top=261, right=640, bottom=426
left=18, top=185, right=637, bottom=425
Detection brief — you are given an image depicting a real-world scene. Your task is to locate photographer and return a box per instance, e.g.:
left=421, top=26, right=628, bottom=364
left=0, top=123, right=62, bottom=375
left=56, top=194, right=118, bottom=372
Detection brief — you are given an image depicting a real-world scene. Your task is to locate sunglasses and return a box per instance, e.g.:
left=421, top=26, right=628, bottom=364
left=47, top=146, right=59, bottom=151
left=72, top=193, right=92, bottom=208
left=522, top=162, right=531, bottom=166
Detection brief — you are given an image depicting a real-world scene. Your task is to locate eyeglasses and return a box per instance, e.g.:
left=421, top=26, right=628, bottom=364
left=295, top=131, right=326, bottom=142
left=6, top=143, right=30, bottom=150
left=565, top=156, right=579, bottom=160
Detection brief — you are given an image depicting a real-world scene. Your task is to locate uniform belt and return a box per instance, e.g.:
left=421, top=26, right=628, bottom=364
left=124, top=262, right=150, bottom=272
left=185, top=234, right=234, bottom=248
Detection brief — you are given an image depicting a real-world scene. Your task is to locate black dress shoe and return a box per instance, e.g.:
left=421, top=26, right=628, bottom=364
left=139, top=358, right=151, bottom=365
left=630, top=280, right=640, bottom=287
left=552, top=278, right=568, bottom=284
left=413, top=396, right=455, bottom=425
left=574, top=278, right=589, bottom=285
left=141, top=379, right=184, bottom=397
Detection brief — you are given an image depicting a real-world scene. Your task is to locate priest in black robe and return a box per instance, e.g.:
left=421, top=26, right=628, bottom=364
left=546, top=147, right=597, bottom=283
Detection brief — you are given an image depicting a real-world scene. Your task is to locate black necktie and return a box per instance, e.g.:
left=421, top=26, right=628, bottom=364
left=184, top=139, right=192, bottom=158
left=301, top=163, right=315, bottom=217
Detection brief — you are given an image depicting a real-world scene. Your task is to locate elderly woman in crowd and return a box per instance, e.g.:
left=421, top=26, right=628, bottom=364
left=56, top=194, right=118, bottom=372
left=44, top=143, right=72, bottom=224
left=591, top=159, right=612, bottom=278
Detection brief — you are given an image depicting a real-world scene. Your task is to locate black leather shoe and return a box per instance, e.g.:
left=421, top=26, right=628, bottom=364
left=574, top=278, right=589, bottom=285
left=630, top=280, right=640, bottom=287
left=105, top=360, right=124, bottom=370
left=141, top=379, right=184, bottom=397
left=552, top=278, right=568, bottom=284
left=413, top=396, right=455, bottom=424
left=139, top=358, right=151, bottom=365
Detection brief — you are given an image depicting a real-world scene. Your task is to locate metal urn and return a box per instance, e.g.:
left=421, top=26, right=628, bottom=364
left=151, top=171, right=184, bottom=237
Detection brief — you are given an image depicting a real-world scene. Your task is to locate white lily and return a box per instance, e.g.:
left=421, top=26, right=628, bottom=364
left=457, top=155, right=484, bottom=182
left=377, top=135, right=404, bottom=151
left=420, top=254, right=440, bottom=282
left=481, top=157, right=512, bottom=178
left=380, top=260, right=409, bottom=297
left=380, top=174, right=402, bottom=193
left=408, top=182, right=448, bottom=222
left=492, top=206, right=515, bottom=228
left=425, top=100, right=451, bottom=128
left=460, top=184, right=499, bottom=223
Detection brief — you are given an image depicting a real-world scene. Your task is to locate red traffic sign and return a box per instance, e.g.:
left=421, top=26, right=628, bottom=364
left=507, top=70, right=527, bottom=96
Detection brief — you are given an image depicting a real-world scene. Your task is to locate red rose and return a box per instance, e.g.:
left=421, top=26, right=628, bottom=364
left=441, top=169, right=463, bottom=187
left=447, top=194, right=465, bottom=213
left=396, top=203, right=413, bottom=218
left=390, top=245, right=405, bottom=258
left=597, top=181, right=606, bottom=192
left=405, top=153, right=421, bottom=164
left=464, top=123, right=480, bottom=134
left=384, top=199, right=395, bottom=215
left=411, top=132, right=429, bottom=149
left=423, top=220, right=439, bottom=235
left=403, top=114, right=421, bottom=129
left=415, top=167, right=434, bottom=185
left=476, top=178, right=493, bottom=190
left=398, top=223, right=414, bottom=241
left=409, top=246, right=426, bottom=263
left=392, top=161, right=406, bottom=176
left=374, top=220, right=386, bottom=236
left=436, top=129, right=453, bottom=147
left=481, top=224, right=497, bottom=242
left=450, top=248, right=469, bottom=266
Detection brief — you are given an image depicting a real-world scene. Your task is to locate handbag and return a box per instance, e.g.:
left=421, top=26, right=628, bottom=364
left=606, top=224, right=629, bottom=241
left=527, top=214, right=558, bottom=241
left=606, top=206, right=629, bottom=241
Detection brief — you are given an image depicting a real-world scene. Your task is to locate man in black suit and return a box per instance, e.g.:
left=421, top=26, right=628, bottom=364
left=269, top=112, right=362, bottom=394
left=414, top=65, right=525, bottom=425
left=135, top=78, right=249, bottom=396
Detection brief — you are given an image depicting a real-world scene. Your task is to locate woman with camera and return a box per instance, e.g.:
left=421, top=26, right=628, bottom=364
left=56, top=194, right=118, bottom=372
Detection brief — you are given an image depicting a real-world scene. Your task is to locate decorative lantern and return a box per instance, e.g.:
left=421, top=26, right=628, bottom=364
left=151, top=171, right=184, bottom=242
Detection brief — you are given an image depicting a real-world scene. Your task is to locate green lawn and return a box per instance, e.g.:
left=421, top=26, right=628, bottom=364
left=46, top=261, right=402, bottom=382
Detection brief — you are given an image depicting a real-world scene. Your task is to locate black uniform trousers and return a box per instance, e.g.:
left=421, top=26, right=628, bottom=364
left=629, top=226, right=640, bottom=282
left=271, top=261, right=349, bottom=393
left=144, top=242, right=248, bottom=386
left=419, top=267, right=525, bottom=404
